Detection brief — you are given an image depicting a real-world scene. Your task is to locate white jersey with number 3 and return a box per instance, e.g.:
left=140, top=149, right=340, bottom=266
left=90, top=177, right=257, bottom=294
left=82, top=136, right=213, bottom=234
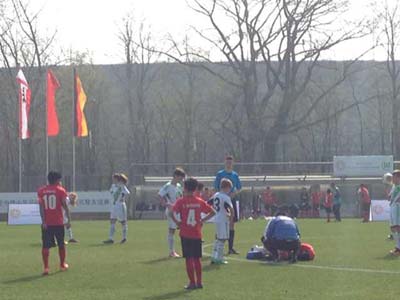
left=210, top=192, right=233, bottom=223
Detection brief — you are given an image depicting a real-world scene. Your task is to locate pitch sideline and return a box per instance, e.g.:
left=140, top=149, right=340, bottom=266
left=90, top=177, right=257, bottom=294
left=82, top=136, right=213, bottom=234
left=202, top=243, right=400, bottom=275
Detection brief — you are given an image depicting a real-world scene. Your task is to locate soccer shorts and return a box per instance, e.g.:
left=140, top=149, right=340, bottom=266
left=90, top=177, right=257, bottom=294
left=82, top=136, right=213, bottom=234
left=181, top=237, right=202, bottom=258
left=110, top=202, right=127, bottom=222
left=165, top=208, right=179, bottom=230
left=390, top=203, right=400, bottom=227
left=42, top=225, right=65, bottom=249
left=215, top=221, right=230, bottom=240
left=232, top=198, right=239, bottom=222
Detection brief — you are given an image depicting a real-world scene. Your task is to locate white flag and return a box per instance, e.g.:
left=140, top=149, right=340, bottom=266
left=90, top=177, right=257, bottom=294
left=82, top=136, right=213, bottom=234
left=16, top=70, right=31, bottom=139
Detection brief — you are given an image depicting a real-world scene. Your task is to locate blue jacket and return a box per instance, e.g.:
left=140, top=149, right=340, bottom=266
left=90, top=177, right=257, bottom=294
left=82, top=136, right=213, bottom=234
left=264, top=216, right=300, bottom=241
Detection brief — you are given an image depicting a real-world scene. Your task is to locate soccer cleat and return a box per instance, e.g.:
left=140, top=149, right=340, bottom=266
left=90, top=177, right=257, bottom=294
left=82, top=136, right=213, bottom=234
left=228, top=249, right=239, bottom=255
left=387, top=234, right=394, bottom=240
left=120, top=238, right=127, bottom=244
left=68, top=238, right=79, bottom=243
left=103, top=239, right=114, bottom=244
left=184, top=283, right=197, bottom=290
left=390, top=248, right=400, bottom=256
left=196, top=284, right=203, bottom=289
left=169, top=251, right=181, bottom=258
left=42, top=268, right=49, bottom=276
left=60, top=263, right=69, bottom=271
left=212, top=258, right=228, bottom=265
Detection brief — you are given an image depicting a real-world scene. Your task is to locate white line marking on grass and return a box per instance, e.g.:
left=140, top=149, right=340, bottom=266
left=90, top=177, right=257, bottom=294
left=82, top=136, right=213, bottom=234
left=202, top=243, right=400, bottom=275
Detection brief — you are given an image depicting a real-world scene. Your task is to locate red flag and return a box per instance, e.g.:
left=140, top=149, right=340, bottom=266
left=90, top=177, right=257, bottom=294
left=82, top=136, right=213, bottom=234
left=47, top=69, right=61, bottom=136
left=16, top=70, right=31, bottom=139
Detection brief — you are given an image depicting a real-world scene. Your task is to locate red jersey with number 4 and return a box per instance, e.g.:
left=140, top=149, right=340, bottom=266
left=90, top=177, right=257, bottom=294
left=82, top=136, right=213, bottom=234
left=37, top=184, right=68, bottom=226
left=173, top=195, right=213, bottom=239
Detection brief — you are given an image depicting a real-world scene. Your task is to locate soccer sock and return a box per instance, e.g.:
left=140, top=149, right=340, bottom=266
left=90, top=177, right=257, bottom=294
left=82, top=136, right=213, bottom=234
left=66, top=227, right=73, bottom=240
left=122, top=223, right=128, bottom=239
left=193, top=258, right=202, bottom=285
left=217, top=240, right=225, bottom=260
left=42, top=248, right=49, bottom=269
left=58, top=247, right=66, bottom=266
left=168, top=233, right=174, bottom=253
left=394, top=232, right=400, bottom=249
left=109, top=223, right=116, bottom=240
left=212, top=240, right=219, bottom=259
left=228, top=230, right=235, bottom=250
left=185, top=258, right=195, bottom=284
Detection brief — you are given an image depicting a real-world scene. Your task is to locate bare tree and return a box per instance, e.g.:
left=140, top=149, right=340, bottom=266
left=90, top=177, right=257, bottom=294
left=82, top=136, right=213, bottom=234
left=0, top=0, right=56, bottom=190
left=161, top=0, right=368, bottom=163
left=376, top=0, right=400, bottom=158
left=118, top=14, right=160, bottom=180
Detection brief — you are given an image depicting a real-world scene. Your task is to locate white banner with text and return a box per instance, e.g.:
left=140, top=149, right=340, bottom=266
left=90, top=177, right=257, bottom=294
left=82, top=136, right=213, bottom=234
left=370, top=200, right=390, bottom=221
left=0, top=191, right=113, bottom=214
left=333, top=155, right=393, bottom=177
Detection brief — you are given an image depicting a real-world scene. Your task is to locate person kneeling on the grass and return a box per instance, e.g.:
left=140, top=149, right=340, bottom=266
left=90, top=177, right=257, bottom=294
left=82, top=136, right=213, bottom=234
left=261, top=212, right=301, bottom=263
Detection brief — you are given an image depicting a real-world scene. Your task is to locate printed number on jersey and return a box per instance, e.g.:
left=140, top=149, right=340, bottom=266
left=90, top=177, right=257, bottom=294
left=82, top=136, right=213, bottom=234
left=43, top=194, right=57, bottom=210
left=186, top=209, right=197, bottom=226
left=214, top=197, right=220, bottom=212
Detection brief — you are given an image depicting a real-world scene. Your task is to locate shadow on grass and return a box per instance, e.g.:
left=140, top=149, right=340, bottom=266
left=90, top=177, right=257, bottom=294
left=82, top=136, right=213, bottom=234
left=202, top=263, right=221, bottom=272
left=375, top=254, right=400, bottom=260
left=141, top=257, right=172, bottom=265
left=143, top=290, right=192, bottom=300
left=2, top=272, right=61, bottom=284
left=87, top=243, right=113, bottom=248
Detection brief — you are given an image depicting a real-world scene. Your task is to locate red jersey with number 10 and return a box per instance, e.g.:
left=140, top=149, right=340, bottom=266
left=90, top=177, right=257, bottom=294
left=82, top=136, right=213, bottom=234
left=172, top=195, right=213, bottom=239
left=37, top=184, right=68, bottom=226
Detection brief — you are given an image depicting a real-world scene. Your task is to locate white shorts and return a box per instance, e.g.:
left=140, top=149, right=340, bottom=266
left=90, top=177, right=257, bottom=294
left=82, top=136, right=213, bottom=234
left=390, top=203, right=400, bottom=227
left=165, top=209, right=180, bottom=230
left=215, top=221, right=230, bottom=240
left=110, top=202, right=127, bottom=222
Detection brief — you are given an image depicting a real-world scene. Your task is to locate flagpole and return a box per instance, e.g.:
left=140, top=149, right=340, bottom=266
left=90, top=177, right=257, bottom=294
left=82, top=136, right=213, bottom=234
left=18, top=72, right=22, bottom=193
left=19, top=137, right=22, bottom=192
left=46, top=70, right=49, bottom=177
left=72, top=68, right=76, bottom=191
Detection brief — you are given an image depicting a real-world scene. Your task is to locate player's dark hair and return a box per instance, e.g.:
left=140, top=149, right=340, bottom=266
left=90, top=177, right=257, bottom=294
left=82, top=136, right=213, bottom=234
left=112, top=173, right=120, bottom=180
left=225, top=155, right=233, bottom=160
left=184, top=177, right=198, bottom=192
left=173, top=167, right=186, bottom=178
left=48, top=171, right=62, bottom=185
left=197, top=182, right=204, bottom=191
left=327, top=188, right=331, bottom=193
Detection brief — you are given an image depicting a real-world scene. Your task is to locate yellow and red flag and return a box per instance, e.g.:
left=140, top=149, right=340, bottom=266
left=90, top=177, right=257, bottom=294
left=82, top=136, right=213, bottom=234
left=74, top=71, right=88, bottom=137
left=47, top=69, right=60, bottom=136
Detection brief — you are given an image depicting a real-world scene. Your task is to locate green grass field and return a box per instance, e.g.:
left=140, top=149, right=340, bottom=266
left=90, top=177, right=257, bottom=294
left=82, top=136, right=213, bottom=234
left=1, top=219, right=399, bottom=300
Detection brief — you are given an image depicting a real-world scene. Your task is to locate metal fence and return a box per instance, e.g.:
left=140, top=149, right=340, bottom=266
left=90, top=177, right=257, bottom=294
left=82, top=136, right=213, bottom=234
left=1, top=160, right=398, bottom=192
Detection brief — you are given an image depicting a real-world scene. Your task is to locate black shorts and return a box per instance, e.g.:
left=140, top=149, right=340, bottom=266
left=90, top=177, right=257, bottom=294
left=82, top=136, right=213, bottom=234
left=232, top=198, right=239, bottom=222
left=263, top=238, right=300, bottom=252
left=181, top=237, right=202, bottom=258
left=42, top=225, right=65, bottom=249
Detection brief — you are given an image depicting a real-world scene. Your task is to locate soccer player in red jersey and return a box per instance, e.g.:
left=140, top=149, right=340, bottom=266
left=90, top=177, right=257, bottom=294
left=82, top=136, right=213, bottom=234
left=358, top=184, right=371, bottom=222
left=171, top=178, right=216, bottom=290
left=310, top=185, right=322, bottom=218
left=38, top=171, right=71, bottom=275
left=262, top=186, right=276, bottom=217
